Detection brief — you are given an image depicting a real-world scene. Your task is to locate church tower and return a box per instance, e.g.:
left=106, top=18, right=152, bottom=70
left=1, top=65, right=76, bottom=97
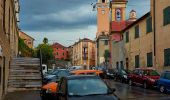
left=96, top=0, right=110, bottom=37
left=111, top=0, right=127, bottom=22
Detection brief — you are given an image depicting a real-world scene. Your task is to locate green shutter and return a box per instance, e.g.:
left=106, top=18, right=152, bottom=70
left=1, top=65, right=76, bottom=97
left=146, top=17, right=152, bottom=33
left=126, top=31, right=129, bottom=43
left=135, top=25, right=139, bottom=38
left=164, top=6, right=170, bottom=26
left=164, top=48, right=170, bottom=66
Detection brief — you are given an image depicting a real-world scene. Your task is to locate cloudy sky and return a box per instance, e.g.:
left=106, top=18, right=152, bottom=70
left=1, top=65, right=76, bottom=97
left=19, top=0, right=150, bottom=47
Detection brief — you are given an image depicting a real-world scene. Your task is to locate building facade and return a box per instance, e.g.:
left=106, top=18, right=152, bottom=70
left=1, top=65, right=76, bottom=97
left=19, top=31, right=34, bottom=48
left=151, top=0, right=170, bottom=72
left=52, top=42, right=68, bottom=61
left=0, top=0, right=19, bottom=99
left=72, top=38, right=95, bottom=69
left=110, top=0, right=170, bottom=73
left=123, top=12, right=153, bottom=70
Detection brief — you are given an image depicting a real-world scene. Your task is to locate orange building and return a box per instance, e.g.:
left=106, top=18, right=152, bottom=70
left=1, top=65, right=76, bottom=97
left=19, top=31, right=34, bottom=48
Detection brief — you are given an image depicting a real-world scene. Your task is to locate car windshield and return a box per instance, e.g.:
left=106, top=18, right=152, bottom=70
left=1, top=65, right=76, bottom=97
left=143, top=70, right=160, bottom=76
left=68, top=78, right=109, bottom=96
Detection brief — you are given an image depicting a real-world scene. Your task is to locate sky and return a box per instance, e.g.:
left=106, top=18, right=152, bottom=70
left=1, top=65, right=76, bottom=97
left=19, top=0, right=150, bottom=47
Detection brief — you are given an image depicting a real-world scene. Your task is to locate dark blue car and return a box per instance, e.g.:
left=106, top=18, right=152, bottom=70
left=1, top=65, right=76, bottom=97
left=157, top=71, right=170, bottom=93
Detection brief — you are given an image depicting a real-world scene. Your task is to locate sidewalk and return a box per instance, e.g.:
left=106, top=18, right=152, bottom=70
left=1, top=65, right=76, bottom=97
left=3, top=91, right=41, bottom=100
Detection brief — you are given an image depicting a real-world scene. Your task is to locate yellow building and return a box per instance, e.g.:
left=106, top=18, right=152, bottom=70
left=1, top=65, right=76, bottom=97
left=72, top=38, right=95, bottom=69
left=123, top=12, right=153, bottom=70
left=19, top=31, right=35, bottom=48
left=151, top=0, right=170, bottom=72
left=122, top=0, right=170, bottom=72
left=0, top=0, right=19, bottom=99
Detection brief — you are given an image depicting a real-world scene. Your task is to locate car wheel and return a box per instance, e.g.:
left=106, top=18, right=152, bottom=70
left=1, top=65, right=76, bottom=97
left=160, top=85, right=166, bottom=93
left=143, top=82, right=147, bottom=89
left=129, top=79, right=133, bottom=86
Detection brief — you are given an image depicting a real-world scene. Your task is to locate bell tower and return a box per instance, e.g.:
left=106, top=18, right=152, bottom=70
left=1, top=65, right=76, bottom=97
left=96, top=0, right=110, bottom=37
left=111, top=0, right=127, bottom=22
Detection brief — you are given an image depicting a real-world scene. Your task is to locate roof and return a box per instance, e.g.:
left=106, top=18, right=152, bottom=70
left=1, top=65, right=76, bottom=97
left=52, top=42, right=67, bottom=48
left=71, top=70, right=103, bottom=74
left=19, top=31, right=35, bottom=40
left=73, top=38, right=94, bottom=46
left=122, top=12, right=151, bottom=32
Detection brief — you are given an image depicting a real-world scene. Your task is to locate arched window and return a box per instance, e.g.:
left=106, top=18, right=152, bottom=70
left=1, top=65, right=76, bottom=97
left=163, top=6, right=170, bottom=26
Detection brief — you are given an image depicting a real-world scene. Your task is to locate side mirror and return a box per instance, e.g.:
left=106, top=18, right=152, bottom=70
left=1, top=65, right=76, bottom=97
left=108, top=88, right=116, bottom=94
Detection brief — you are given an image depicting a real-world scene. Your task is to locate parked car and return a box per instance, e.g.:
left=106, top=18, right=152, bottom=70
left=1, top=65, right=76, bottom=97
left=105, top=69, right=117, bottom=79
left=56, top=75, right=119, bottom=100
left=157, top=71, right=170, bottom=93
left=128, top=68, right=160, bottom=88
left=114, top=69, right=128, bottom=83
left=41, top=69, right=70, bottom=100
left=43, top=69, right=70, bottom=84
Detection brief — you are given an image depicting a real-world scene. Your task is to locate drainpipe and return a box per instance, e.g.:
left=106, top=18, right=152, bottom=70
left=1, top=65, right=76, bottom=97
left=153, top=0, right=156, bottom=67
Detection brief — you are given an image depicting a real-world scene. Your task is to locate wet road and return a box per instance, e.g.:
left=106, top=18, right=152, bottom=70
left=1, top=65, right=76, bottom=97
left=106, top=79, right=170, bottom=100
left=3, top=80, right=170, bottom=100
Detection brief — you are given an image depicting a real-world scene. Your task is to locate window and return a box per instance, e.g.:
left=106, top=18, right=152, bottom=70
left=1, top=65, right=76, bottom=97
left=104, top=40, right=108, bottom=45
left=163, top=6, right=170, bottom=26
left=63, top=53, right=64, bottom=56
left=102, top=0, right=105, bottom=3
left=120, top=61, right=124, bottom=69
left=146, top=17, right=152, bottom=33
left=135, top=25, right=139, bottom=39
left=164, top=48, right=170, bottom=66
left=147, top=52, right=153, bottom=67
left=56, top=52, right=58, bottom=55
left=116, top=62, right=119, bottom=69
left=125, top=31, right=129, bottom=43
left=135, top=55, right=139, bottom=68
left=63, top=48, right=65, bottom=50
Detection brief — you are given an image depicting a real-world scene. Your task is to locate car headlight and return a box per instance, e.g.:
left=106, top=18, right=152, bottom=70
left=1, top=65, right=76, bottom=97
left=123, top=75, right=127, bottom=79
left=46, top=88, right=52, bottom=93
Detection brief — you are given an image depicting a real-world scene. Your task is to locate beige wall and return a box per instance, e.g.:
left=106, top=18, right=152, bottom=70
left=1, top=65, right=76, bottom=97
left=0, top=0, right=19, bottom=99
left=124, top=16, right=153, bottom=70
left=96, top=37, right=109, bottom=66
left=72, top=39, right=95, bottom=69
left=152, top=0, right=170, bottom=72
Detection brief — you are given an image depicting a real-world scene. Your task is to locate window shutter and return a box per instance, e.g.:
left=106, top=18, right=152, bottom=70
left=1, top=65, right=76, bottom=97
left=164, top=6, right=170, bottom=26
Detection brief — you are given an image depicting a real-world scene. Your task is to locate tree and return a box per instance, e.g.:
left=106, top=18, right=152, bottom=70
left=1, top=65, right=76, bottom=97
left=43, top=37, right=48, bottom=44
left=104, top=49, right=110, bottom=69
left=18, top=38, right=34, bottom=57
left=35, top=38, right=54, bottom=64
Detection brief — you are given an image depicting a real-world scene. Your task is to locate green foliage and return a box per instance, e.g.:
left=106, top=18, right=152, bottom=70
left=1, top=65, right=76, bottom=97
left=43, top=37, right=48, bottom=44
left=104, top=49, right=110, bottom=61
left=18, top=38, right=34, bottom=57
left=36, top=43, right=54, bottom=64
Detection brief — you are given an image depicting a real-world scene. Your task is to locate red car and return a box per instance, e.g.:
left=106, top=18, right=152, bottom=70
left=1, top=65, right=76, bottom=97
left=128, top=68, right=160, bottom=88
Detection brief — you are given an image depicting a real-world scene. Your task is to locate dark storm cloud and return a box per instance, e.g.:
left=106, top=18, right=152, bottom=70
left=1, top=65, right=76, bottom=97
left=20, top=0, right=96, bottom=31
left=20, top=0, right=150, bottom=32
